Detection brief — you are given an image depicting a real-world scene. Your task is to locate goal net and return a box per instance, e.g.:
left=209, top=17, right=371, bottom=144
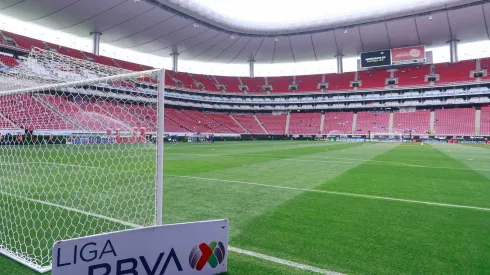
left=369, top=132, right=403, bottom=142
left=0, top=48, right=165, bottom=272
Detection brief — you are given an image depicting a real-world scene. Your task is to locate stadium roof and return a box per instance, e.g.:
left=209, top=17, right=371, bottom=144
left=0, top=0, right=489, bottom=64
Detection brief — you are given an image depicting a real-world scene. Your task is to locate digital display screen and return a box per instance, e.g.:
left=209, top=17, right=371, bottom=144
left=360, top=50, right=392, bottom=68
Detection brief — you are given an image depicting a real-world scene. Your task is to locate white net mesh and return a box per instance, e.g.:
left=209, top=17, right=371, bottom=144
left=0, top=48, right=162, bottom=271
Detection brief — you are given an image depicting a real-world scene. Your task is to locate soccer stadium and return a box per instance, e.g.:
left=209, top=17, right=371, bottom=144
left=1, top=0, right=490, bottom=274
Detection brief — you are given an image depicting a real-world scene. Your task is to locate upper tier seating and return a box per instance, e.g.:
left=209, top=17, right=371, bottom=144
left=241, top=77, right=267, bottom=94
left=323, top=112, right=353, bottom=135
left=231, top=114, right=266, bottom=134
left=256, top=114, right=287, bottom=134
left=393, top=110, right=430, bottom=134
left=396, top=65, right=430, bottom=86
left=295, top=74, right=322, bottom=92
left=326, top=72, right=355, bottom=91
left=434, top=60, right=475, bottom=83
left=289, top=113, right=321, bottom=134
left=214, top=76, right=242, bottom=93
left=268, top=76, right=294, bottom=93
left=355, top=111, right=390, bottom=134
left=190, top=73, right=221, bottom=92
left=358, top=70, right=390, bottom=89
left=434, top=107, right=475, bottom=135
left=2, top=31, right=45, bottom=50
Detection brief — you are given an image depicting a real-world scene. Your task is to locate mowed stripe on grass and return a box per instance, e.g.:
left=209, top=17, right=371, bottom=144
left=232, top=143, right=490, bottom=275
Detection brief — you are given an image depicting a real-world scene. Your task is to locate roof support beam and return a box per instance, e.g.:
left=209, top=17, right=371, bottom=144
left=90, top=32, right=102, bottom=56
left=171, top=53, right=179, bottom=72
left=335, top=54, right=343, bottom=74
left=249, top=59, right=255, bottom=78
left=448, top=39, right=459, bottom=63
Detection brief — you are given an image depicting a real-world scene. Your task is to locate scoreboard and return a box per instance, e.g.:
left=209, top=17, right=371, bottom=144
left=360, top=46, right=426, bottom=68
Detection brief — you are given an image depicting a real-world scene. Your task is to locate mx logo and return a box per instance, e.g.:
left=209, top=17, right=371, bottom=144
left=189, top=242, right=226, bottom=271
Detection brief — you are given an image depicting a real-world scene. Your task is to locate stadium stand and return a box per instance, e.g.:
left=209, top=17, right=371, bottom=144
left=323, top=112, right=353, bottom=135
left=204, top=113, right=243, bottom=133
left=0, top=94, right=75, bottom=130
left=288, top=113, right=321, bottom=134
left=434, top=107, right=476, bottom=135
left=355, top=111, right=390, bottom=134
left=480, top=106, right=490, bottom=135
left=268, top=76, right=294, bottom=93
left=396, top=65, right=430, bottom=86
left=295, top=74, right=322, bottom=92
left=241, top=77, right=267, bottom=94
left=434, top=60, right=475, bottom=83
left=326, top=72, right=355, bottom=90
left=256, top=114, right=287, bottom=134
left=231, top=114, right=267, bottom=134
left=0, top=53, right=18, bottom=67
left=214, top=75, right=242, bottom=93
left=393, top=110, right=430, bottom=134
left=358, top=69, right=390, bottom=89
left=190, top=73, right=221, bottom=92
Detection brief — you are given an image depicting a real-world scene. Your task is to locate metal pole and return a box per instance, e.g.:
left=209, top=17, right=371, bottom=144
left=448, top=39, right=459, bottom=63
left=249, top=59, right=255, bottom=78
left=171, top=53, right=179, bottom=72
left=156, top=68, right=165, bottom=225
left=335, top=54, right=343, bottom=74
left=90, top=32, right=102, bottom=56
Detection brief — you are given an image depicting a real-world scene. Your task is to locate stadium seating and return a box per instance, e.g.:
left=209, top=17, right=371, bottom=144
left=166, top=109, right=213, bottom=133
left=94, top=101, right=153, bottom=130
left=396, top=65, right=430, bottom=86
left=434, top=107, right=475, bottom=135
left=295, top=74, right=322, bottom=92
left=323, top=112, right=353, bottom=135
left=0, top=54, right=18, bottom=67
left=241, top=77, right=267, bottom=94
left=204, top=113, right=243, bottom=133
left=355, top=111, right=390, bottom=134
left=41, top=95, right=131, bottom=132
left=2, top=31, right=45, bottom=50
left=231, top=114, right=266, bottom=134
left=434, top=60, right=475, bottom=83
left=393, top=110, right=430, bottom=134
left=190, top=73, right=221, bottom=92
left=326, top=72, right=355, bottom=91
left=480, top=106, right=490, bottom=135
left=267, top=76, right=294, bottom=93
left=214, top=75, right=242, bottom=93
left=256, top=114, right=287, bottom=134
left=0, top=114, right=18, bottom=129
left=0, top=94, right=75, bottom=130
left=288, top=113, right=321, bottom=134
left=358, top=69, right=390, bottom=89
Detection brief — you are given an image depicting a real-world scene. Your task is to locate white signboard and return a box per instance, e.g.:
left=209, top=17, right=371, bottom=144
left=52, top=219, right=229, bottom=275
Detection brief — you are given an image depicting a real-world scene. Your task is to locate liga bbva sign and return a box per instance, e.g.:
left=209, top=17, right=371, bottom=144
left=52, top=219, right=229, bottom=275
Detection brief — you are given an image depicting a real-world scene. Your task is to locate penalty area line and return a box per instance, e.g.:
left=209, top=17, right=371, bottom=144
left=0, top=191, right=340, bottom=274
left=168, top=175, right=490, bottom=212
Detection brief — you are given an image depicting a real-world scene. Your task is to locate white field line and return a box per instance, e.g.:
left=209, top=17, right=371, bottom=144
left=0, top=191, right=142, bottom=228
left=228, top=247, right=345, bottom=275
left=0, top=191, right=342, bottom=275
left=168, top=175, right=490, bottom=212
left=4, top=161, right=490, bottom=212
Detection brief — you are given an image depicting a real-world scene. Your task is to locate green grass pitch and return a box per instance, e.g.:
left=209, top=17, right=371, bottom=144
left=1, top=141, right=490, bottom=274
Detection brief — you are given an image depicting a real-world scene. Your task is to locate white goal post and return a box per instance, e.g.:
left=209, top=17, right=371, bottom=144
left=0, top=48, right=165, bottom=273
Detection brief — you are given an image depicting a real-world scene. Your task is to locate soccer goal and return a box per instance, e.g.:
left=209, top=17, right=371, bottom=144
left=369, top=132, right=403, bottom=142
left=0, top=48, right=165, bottom=272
